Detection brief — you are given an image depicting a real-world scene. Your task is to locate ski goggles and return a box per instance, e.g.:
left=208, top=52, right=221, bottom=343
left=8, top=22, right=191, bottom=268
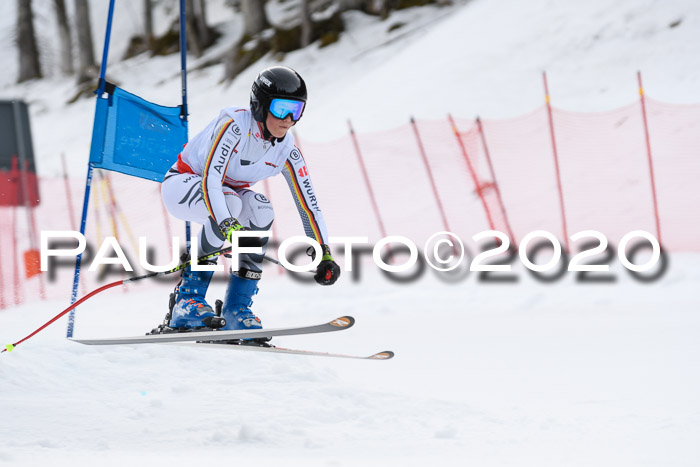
left=269, top=98, right=305, bottom=121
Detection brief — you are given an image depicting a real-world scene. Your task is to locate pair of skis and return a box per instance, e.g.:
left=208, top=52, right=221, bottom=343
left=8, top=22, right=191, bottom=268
left=1, top=246, right=392, bottom=360
left=71, top=316, right=394, bottom=360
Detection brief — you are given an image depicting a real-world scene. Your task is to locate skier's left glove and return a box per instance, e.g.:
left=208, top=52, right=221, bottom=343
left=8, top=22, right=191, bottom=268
left=219, top=217, right=262, bottom=248
left=314, top=244, right=340, bottom=286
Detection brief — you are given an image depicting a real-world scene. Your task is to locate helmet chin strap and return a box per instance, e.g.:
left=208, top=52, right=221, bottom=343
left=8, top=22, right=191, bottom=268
left=258, top=114, right=286, bottom=145
left=262, top=125, right=275, bottom=143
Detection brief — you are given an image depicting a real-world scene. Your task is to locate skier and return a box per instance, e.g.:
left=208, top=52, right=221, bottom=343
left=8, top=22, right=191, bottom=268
left=159, top=66, right=340, bottom=332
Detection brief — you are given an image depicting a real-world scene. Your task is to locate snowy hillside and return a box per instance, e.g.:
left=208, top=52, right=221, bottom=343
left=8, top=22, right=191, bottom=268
left=0, top=0, right=699, bottom=176
left=1, top=0, right=700, bottom=466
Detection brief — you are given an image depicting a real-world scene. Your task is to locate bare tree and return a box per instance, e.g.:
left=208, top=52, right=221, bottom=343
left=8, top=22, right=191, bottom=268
left=17, top=0, right=42, bottom=82
left=185, top=0, right=203, bottom=57
left=223, top=0, right=271, bottom=81
left=196, top=0, right=210, bottom=47
left=184, top=0, right=215, bottom=57
left=376, top=0, right=398, bottom=19
left=338, top=0, right=370, bottom=11
left=300, top=0, right=313, bottom=48
left=74, top=0, right=97, bottom=81
left=54, top=0, right=74, bottom=75
left=241, top=0, right=269, bottom=37
left=144, top=0, right=155, bottom=52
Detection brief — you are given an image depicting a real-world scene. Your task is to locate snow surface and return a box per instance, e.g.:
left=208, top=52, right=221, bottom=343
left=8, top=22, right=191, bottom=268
left=1, top=0, right=699, bottom=465
left=2, top=260, right=700, bottom=466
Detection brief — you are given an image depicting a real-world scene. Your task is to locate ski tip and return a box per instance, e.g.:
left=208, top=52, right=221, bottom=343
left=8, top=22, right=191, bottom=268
left=369, top=350, right=394, bottom=360
left=329, top=316, right=355, bottom=329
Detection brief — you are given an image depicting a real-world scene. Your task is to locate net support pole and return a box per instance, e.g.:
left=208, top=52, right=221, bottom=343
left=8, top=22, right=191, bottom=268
left=347, top=120, right=391, bottom=260
left=410, top=117, right=456, bottom=255
left=542, top=71, right=570, bottom=252
left=447, top=114, right=496, bottom=231
left=67, top=0, right=116, bottom=338
left=61, top=153, right=78, bottom=230
left=476, top=117, right=516, bottom=243
left=637, top=71, right=662, bottom=244
left=61, top=153, right=86, bottom=296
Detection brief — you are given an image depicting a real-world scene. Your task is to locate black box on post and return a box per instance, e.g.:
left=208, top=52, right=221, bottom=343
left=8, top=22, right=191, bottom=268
left=0, top=100, right=40, bottom=207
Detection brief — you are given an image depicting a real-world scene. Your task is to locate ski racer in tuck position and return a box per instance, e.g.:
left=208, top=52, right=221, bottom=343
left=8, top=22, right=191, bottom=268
left=159, top=66, right=340, bottom=333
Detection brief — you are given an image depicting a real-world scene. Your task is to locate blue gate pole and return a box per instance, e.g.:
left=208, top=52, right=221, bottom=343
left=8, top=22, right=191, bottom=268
left=66, top=164, right=94, bottom=338
left=179, top=0, right=188, bottom=121
left=179, top=0, right=191, bottom=254
left=67, top=0, right=117, bottom=338
left=96, top=0, right=116, bottom=95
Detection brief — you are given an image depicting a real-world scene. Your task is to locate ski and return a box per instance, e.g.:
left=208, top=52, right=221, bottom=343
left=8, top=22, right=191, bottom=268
left=174, top=341, right=394, bottom=360
left=70, top=316, right=355, bottom=346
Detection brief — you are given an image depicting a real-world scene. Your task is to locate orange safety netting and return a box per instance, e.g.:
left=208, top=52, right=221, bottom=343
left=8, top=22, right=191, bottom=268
left=1, top=98, right=698, bottom=307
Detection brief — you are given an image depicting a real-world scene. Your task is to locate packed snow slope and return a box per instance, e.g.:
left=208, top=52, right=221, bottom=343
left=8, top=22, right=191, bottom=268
left=1, top=260, right=700, bottom=466
left=1, top=0, right=699, bottom=466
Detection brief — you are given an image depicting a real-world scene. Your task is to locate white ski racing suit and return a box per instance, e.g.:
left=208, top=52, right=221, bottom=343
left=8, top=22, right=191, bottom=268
left=161, top=106, right=329, bottom=272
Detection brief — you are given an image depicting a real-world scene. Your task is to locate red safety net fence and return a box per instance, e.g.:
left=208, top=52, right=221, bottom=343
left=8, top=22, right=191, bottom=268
left=1, top=97, right=699, bottom=308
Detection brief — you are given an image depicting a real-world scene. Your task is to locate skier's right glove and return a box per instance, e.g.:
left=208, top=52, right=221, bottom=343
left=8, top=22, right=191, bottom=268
left=313, top=244, right=340, bottom=286
left=219, top=217, right=262, bottom=248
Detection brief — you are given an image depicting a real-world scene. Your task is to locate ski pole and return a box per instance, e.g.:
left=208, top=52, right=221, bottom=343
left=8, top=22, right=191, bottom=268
left=2, top=246, right=232, bottom=353
left=263, top=254, right=318, bottom=275
left=3, top=249, right=315, bottom=353
left=263, top=254, right=282, bottom=266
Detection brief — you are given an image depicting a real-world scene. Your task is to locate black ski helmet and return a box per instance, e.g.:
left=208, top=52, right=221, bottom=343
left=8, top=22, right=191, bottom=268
left=250, top=66, right=307, bottom=124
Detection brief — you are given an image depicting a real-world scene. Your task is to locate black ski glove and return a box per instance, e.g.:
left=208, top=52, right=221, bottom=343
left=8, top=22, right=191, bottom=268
left=219, top=217, right=262, bottom=248
left=313, top=244, right=340, bottom=286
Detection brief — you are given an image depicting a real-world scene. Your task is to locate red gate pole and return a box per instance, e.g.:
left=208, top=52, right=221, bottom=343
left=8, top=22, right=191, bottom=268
left=347, top=120, right=392, bottom=261
left=447, top=114, right=496, bottom=231
left=637, top=71, right=662, bottom=244
left=102, top=171, right=120, bottom=241
left=102, top=172, right=129, bottom=292
left=61, top=153, right=78, bottom=230
left=476, top=117, right=517, bottom=244
left=61, top=153, right=87, bottom=295
left=542, top=71, right=570, bottom=252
